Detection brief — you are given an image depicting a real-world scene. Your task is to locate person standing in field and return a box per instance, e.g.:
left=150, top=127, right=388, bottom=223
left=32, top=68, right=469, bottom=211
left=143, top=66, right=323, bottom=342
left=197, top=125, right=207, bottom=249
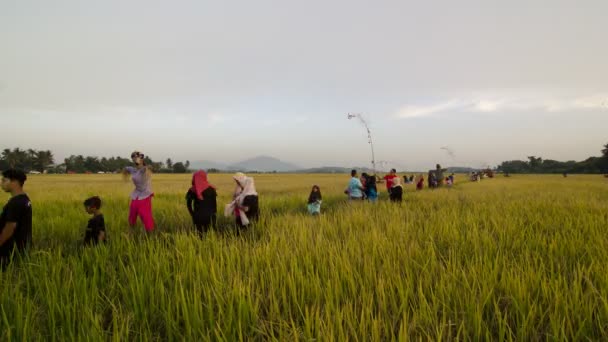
left=122, top=151, right=155, bottom=234
left=83, top=196, right=106, bottom=246
left=307, top=185, right=322, bottom=215
left=186, top=170, right=217, bottom=236
left=381, top=169, right=399, bottom=196
left=360, top=173, right=368, bottom=199
left=416, top=174, right=425, bottom=190
left=390, top=176, right=403, bottom=202
left=362, top=173, right=378, bottom=202
left=429, top=171, right=438, bottom=189
left=226, top=172, right=259, bottom=230
left=0, top=169, right=32, bottom=269
left=345, top=169, right=364, bottom=200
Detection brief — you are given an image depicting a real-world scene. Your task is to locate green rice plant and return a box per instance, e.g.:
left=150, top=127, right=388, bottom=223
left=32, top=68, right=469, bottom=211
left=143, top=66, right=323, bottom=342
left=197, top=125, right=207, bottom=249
left=0, top=174, right=606, bottom=340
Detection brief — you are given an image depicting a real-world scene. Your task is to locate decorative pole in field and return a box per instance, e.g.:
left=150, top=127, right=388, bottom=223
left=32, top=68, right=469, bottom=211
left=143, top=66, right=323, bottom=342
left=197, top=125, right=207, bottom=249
left=347, top=113, right=377, bottom=175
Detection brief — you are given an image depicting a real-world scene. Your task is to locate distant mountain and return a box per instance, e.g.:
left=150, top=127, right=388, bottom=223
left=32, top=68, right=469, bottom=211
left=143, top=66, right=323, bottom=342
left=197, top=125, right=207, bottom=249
left=191, top=157, right=419, bottom=173
left=290, top=166, right=353, bottom=174
left=189, top=160, right=228, bottom=171
left=228, top=156, right=301, bottom=172
left=290, top=166, right=380, bottom=174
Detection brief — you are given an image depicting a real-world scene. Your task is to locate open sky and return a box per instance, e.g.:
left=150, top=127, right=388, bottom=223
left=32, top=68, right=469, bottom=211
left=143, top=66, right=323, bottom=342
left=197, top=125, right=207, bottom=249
left=1, top=0, right=607, bottom=170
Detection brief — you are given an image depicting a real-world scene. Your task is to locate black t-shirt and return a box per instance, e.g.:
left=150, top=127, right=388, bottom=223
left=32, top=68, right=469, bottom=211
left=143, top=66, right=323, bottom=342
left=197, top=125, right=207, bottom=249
left=84, top=214, right=106, bottom=246
left=0, top=194, right=32, bottom=258
left=186, top=188, right=218, bottom=219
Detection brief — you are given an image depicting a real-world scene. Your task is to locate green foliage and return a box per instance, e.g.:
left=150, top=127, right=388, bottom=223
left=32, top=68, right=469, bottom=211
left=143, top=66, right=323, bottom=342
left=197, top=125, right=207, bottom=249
left=1, top=174, right=607, bottom=340
left=498, top=155, right=605, bottom=174
left=172, top=162, right=187, bottom=173
left=1, top=148, right=54, bottom=172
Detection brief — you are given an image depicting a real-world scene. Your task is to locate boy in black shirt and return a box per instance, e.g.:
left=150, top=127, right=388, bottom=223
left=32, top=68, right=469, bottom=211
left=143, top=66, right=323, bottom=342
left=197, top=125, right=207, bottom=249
left=0, top=169, right=32, bottom=268
left=83, top=196, right=106, bottom=245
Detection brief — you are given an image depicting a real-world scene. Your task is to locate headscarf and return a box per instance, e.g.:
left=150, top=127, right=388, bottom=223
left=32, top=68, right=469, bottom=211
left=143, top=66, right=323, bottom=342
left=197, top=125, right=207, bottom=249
left=233, top=172, right=258, bottom=205
left=392, top=176, right=402, bottom=188
left=190, top=170, right=215, bottom=200
left=308, top=185, right=322, bottom=204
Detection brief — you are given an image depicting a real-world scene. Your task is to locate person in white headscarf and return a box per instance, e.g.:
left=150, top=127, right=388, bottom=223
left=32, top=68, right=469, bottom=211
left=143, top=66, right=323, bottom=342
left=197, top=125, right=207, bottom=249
left=224, top=172, right=259, bottom=230
left=390, top=176, right=403, bottom=202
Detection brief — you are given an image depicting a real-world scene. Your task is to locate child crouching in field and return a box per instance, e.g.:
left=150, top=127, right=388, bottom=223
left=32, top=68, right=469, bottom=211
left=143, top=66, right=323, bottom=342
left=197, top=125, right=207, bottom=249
left=83, top=196, right=106, bottom=246
left=307, top=185, right=322, bottom=215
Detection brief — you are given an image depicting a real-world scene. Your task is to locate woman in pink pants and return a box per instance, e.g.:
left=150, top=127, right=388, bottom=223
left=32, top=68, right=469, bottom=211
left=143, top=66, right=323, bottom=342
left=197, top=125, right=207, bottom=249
left=122, top=151, right=155, bottom=233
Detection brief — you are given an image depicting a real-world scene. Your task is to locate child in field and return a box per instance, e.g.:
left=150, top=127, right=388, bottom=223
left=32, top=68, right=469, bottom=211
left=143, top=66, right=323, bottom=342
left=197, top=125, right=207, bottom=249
left=186, top=170, right=217, bottom=236
left=83, top=196, right=106, bottom=246
left=307, top=185, right=322, bottom=215
left=445, top=177, right=453, bottom=187
left=416, top=175, right=424, bottom=190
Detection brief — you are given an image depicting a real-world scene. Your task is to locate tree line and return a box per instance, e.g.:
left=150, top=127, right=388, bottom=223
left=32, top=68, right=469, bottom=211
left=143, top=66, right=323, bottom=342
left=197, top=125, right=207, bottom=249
left=0, top=148, right=192, bottom=174
left=496, top=143, right=608, bottom=174
left=2, top=143, right=608, bottom=174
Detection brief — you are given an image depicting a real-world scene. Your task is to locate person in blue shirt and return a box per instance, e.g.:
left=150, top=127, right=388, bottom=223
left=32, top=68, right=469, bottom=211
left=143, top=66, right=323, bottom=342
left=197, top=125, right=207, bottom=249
left=361, top=172, right=378, bottom=202
left=345, top=169, right=364, bottom=200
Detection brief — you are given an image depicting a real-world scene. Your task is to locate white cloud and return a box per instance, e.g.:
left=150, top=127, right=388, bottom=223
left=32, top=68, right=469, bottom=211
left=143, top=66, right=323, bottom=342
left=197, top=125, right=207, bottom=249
left=396, top=100, right=463, bottom=118
left=395, top=91, right=608, bottom=119
left=474, top=100, right=503, bottom=112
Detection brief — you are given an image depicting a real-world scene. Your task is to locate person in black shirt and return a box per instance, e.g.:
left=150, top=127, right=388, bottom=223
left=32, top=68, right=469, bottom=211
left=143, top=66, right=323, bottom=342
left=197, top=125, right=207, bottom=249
left=0, top=169, right=32, bottom=268
left=83, top=196, right=106, bottom=246
left=186, top=170, right=217, bottom=236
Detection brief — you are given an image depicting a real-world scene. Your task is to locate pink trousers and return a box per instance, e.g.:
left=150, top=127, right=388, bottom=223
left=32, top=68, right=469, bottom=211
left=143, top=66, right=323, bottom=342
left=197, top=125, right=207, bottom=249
left=129, top=196, right=155, bottom=231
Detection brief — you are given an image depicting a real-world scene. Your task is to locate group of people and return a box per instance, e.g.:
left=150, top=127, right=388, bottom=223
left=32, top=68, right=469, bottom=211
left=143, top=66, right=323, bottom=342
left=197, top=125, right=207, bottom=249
left=0, top=150, right=458, bottom=268
left=125, top=151, right=260, bottom=237
left=343, top=168, right=455, bottom=204
left=0, top=151, right=262, bottom=268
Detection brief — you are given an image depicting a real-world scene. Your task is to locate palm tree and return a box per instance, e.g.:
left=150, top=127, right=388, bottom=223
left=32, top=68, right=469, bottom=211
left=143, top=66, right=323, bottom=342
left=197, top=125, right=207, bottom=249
left=36, top=150, right=54, bottom=172
left=2, top=149, right=13, bottom=168
left=602, top=143, right=608, bottom=158
left=26, top=148, right=37, bottom=170
left=11, top=148, right=27, bottom=169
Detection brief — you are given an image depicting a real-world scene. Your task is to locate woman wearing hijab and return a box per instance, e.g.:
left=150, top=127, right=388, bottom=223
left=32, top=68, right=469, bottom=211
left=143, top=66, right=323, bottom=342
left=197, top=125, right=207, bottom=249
left=121, top=151, right=155, bottom=233
left=186, top=170, right=217, bottom=236
left=225, top=172, right=259, bottom=230
left=390, top=176, right=404, bottom=202
left=307, top=185, right=322, bottom=215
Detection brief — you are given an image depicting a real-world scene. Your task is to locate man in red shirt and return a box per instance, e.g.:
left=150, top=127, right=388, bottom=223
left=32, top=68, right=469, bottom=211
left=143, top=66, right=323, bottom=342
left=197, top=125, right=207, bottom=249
left=382, top=169, right=399, bottom=194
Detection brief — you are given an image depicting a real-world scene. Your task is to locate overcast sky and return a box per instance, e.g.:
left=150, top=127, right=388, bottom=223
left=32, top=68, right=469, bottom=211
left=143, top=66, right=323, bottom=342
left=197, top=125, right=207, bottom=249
left=1, top=0, right=606, bottom=170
